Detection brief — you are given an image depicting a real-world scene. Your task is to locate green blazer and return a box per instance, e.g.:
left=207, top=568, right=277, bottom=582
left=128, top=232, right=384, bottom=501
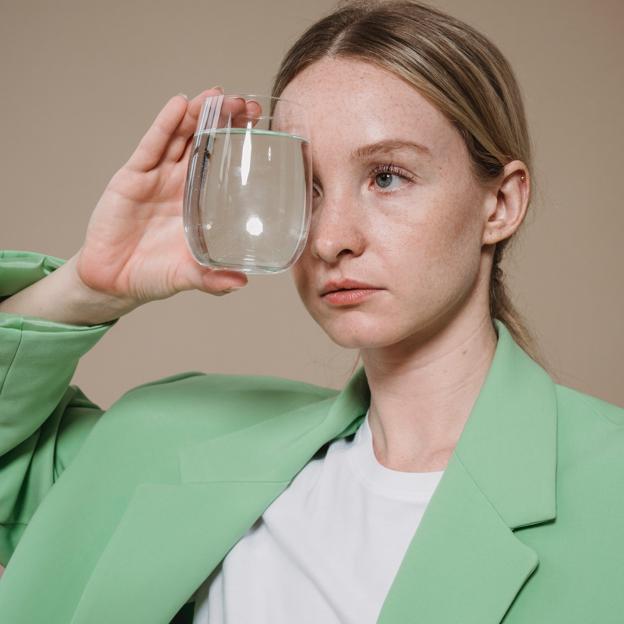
left=0, top=250, right=623, bottom=624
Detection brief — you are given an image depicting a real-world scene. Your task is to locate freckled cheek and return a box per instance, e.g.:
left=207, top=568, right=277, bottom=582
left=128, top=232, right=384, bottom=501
left=426, top=201, right=484, bottom=291
left=385, top=200, right=479, bottom=293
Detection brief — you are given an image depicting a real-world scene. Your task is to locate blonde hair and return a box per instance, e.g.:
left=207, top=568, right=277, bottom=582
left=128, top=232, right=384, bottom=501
left=271, top=0, right=547, bottom=369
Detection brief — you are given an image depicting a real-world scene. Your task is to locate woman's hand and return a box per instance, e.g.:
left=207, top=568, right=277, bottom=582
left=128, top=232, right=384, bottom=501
left=73, top=88, right=251, bottom=311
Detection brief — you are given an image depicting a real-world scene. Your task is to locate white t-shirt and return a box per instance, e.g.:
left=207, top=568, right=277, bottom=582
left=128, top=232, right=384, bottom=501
left=192, top=408, right=444, bottom=623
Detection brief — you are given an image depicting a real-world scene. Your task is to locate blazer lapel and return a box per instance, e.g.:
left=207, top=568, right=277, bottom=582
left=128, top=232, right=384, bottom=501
left=70, top=366, right=370, bottom=624
left=377, top=319, right=557, bottom=623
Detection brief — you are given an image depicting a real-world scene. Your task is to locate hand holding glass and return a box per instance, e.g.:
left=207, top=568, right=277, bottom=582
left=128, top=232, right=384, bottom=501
left=183, top=94, right=312, bottom=274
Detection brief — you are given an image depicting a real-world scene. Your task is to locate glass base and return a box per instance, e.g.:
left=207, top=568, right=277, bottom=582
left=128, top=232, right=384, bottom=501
left=198, top=257, right=291, bottom=275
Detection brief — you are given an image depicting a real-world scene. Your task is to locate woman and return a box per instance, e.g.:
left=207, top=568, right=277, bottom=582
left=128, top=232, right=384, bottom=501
left=0, top=1, right=622, bottom=622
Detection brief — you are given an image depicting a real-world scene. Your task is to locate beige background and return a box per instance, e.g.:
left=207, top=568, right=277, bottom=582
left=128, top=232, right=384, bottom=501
left=1, top=0, right=622, bottom=409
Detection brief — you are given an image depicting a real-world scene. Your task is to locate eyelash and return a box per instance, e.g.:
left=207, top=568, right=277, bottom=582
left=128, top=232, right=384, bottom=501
left=369, top=162, right=416, bottom=192
left=312, top=162, right=416, bottom=197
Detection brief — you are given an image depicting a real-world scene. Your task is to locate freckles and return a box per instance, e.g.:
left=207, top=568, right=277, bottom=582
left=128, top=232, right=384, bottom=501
left=428, top=172, right=480, bottom=242
left=395, top=205, right=466, bottom=285
left=422, top=217, right=456, bottom=264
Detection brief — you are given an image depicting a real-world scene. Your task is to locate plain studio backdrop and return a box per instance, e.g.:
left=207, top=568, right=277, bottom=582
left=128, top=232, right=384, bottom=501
left=0, top=0, right=622, bottom=409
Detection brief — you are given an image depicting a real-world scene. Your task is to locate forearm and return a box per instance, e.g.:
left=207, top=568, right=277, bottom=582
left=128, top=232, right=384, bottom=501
left=0, top=252, right=134, bottom=326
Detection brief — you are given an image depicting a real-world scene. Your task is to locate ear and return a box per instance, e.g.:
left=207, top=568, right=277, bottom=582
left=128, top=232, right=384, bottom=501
left=482, top=160, right=530, bottom=246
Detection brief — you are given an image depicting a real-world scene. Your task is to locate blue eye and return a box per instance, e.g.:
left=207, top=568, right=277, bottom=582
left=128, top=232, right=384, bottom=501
left=375, top=171, right=395, bottom=189
left=370, top=163, right=415, bottom=192
left=311, top=163, right=415, bottom=198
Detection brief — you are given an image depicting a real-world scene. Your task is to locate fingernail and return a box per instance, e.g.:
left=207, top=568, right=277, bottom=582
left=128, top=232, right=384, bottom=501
left=177, top=93, right=188, bottom=100
left=211, top=85, right=224, bottom=92
left=217, top=283, right=239, bottom=293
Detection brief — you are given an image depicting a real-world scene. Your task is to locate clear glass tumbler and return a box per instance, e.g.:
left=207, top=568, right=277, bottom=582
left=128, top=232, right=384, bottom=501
left=183, top=93, right=312, bottom=274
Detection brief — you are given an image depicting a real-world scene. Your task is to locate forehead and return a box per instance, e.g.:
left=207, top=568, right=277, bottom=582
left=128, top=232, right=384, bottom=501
left=278, top=57, right=456, bottom=162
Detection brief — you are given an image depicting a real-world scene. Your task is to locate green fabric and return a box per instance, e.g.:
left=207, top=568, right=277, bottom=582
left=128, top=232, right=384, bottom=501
left=0, top=249, right=66, bottom=298
left=0, top=250, right=117, bottom=567
left=0, top=249, right=623, bottom=623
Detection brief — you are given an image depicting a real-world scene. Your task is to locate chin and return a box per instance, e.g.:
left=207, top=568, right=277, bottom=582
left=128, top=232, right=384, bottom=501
left=320, top=315, right=408, bottom=350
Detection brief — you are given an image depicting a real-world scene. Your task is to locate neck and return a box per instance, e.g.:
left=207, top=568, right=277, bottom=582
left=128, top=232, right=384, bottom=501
left=361, top=313, right=498, bottom=473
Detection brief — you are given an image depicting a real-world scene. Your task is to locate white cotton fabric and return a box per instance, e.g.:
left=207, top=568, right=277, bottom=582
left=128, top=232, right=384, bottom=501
left=192, top=408, right=444, bottom=623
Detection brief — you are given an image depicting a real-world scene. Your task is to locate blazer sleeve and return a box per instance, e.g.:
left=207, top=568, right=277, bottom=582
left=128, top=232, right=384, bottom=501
left=0, top=250, right=117, bottom=565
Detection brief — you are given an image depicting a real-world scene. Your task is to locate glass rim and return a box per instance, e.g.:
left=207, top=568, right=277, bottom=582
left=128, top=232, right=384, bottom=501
left=202, top=92, right=306, bottom=111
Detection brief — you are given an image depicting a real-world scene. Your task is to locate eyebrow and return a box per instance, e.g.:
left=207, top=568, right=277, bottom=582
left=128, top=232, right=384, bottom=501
left=350, top=139, right=432, bottom=159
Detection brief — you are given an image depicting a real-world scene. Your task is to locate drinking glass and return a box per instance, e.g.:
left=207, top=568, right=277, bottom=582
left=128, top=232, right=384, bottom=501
left=183, top=93, right=312, bottom=274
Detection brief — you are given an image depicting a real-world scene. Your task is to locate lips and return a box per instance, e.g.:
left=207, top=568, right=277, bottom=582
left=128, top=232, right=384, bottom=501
left=321, top=288, right=381, bottom=305
left=320, top=278, right=381, bottom=296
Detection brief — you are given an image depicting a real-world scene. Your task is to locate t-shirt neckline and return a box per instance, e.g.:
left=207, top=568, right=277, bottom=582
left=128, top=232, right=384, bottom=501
left=345, top=409, right=445, bottom=503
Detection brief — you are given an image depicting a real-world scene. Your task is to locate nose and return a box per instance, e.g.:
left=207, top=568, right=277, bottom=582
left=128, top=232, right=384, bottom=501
left=308, top=193, right=366, bottom=265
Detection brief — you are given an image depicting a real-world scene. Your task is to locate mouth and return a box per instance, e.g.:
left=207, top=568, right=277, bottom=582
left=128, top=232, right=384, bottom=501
left=319, top=279, right=381, bottom=296
left=320, top=288, right=382, bottom=305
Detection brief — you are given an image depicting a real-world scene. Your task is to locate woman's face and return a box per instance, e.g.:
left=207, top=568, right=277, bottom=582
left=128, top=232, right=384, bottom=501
left=280, top=57, right=500, bottom=352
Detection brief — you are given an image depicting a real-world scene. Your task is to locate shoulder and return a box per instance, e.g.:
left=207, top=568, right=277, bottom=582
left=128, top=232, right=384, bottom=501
left=515, top=383, right=624, bottom=604
left=555, top=382, right=624, bottom=428
left=70, top=371, right=340, bottom=479
left=97, top=370, right=339, bottom=433
left=120, top=369, right=337, bottom=405
left=553, top=382, right=624, bottom=481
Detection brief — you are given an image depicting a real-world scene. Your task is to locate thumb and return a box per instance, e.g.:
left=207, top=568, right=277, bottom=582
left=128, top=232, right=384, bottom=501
left=182, top=263, right=249, bottom=296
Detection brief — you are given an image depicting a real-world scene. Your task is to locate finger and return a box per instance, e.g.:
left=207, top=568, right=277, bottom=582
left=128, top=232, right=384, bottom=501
left=194, top=267, right=249, bottom=295
left=231, top=98, right=264, bottom=128
left=246, top=99, right=263, bottom=126
left=165, top=87, right=225, bottom=163
left=176, top=250, right=249, bottom=293
left=125, top=94, right=189, bottom=173
left=201, top=268, right=248, bottom=291
left=213, top=285, right=245, bottom=296
left=176, top=132, right=195, bottom=168
left=218, top=97, right=247, bottom=128
left=171, top=94, right=263, bottom=167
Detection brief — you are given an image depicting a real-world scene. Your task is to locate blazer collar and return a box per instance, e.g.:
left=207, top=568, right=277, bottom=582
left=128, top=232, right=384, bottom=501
left=71, top=319, right=557, bottom=624
left=377, top=319, right=557, bottom=623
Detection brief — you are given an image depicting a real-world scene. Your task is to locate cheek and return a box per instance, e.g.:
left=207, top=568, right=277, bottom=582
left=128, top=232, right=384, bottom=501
left=390, top=188, right=484, bottom=298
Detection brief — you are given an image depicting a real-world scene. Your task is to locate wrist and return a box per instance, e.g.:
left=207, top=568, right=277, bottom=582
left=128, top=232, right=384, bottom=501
left=61, top=253, right=138, bottom=324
